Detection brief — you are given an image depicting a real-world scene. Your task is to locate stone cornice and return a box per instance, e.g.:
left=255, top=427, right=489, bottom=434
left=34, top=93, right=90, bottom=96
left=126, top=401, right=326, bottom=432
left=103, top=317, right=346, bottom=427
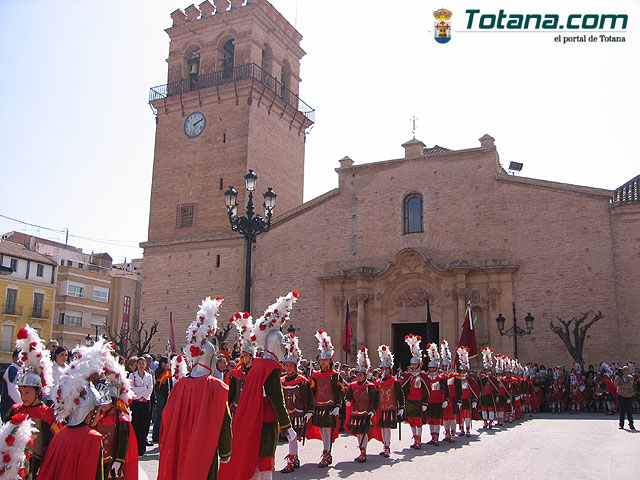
left=495, top=174, right=612, bottom=199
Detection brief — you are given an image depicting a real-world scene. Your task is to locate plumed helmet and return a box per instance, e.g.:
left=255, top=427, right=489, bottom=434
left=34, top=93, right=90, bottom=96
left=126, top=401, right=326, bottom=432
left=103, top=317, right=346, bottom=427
left=481, top=347, right=494, bottom=369
left=440, top=340, right=452, bottom=367
left=68, top=382, right=110, bottom=427
left=426, top=343, right=440, bottom=368
left=186, top=296, right=223, bottom=364
left=404, top=334, right=422, bottom=364
left=315, top=329, right=335, bottom=360
left=14, top=325, right=53, bottom=396
left=263, top=329, right=285, bottom=362
left=378, top=345, right=394, bottom=369
left=355, top=347, right=370, bottom=374
left=232, top=311, right=256, bottom=357
left=16, top=368, right=43, bottom=390
left=283, top=333, right=302, bottom=365
left=190, top=340, right=218, bottom=378
left=457, top=346, right=470, bottom=371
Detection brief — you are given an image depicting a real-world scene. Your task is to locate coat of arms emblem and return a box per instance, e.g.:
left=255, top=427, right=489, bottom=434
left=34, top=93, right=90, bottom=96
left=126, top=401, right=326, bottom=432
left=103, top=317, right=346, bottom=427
left=434, top=8, right=452, bottom=44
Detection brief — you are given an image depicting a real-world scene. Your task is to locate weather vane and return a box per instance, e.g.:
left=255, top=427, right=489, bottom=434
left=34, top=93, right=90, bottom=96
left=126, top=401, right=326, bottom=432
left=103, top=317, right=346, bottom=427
left=410, top=116, right=418, bottom=139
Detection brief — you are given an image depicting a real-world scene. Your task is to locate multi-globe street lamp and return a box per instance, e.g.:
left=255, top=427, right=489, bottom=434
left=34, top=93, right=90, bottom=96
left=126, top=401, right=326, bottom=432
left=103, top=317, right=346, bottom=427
left=495, top=302, right=535, bottom=359
left=224, top=170, right=277, bottom=312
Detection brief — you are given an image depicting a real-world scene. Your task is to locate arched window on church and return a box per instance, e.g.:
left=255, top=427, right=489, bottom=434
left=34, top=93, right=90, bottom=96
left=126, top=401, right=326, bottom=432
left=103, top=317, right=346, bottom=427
left=261, top=43, right=273, bottom=86
left=222, top=39, right=235, bottom=79
left=404, top=193, right=423, bottom=234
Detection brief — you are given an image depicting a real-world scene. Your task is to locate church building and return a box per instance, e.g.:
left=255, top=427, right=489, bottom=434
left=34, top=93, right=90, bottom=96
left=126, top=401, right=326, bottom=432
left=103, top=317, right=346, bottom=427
left=140, top=0, right=639, bottom=368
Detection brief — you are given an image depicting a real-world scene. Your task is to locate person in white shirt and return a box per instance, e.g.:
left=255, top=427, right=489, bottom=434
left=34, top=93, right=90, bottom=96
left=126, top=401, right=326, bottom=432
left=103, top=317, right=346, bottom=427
left=130, top=356, right=153, bottom=456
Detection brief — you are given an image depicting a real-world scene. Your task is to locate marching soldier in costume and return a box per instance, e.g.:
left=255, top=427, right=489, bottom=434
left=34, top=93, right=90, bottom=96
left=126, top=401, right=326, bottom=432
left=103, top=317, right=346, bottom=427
left=424, top=343, right=449, bottom=446
left=9, top=325, right=59, bottom=479
left=95, top=345, right=138, bottom=479
left=440, top=341, right=461, bottom=443
left=456, top=346, right=480, bottom=437
left=344, top=347, right=379, bottom=463
left=39, top=339, right=113, bottom=480
left=0, top=411, right=37, bottom=479
left=401, top=334, right=429, bottom=449
left=310, top=329, right=345, bottom=467
left=376, top=345, right=404, bottom=457
left=227, top=311, right=255, bottom=415
left=495, top=355, right=511, bottom=426
left=221, top=291, right=299, bottom=480
left=280, top=333, right=313, bottom=474
left=159, top=297, right=232, bottom=480
left=479, top=347, right=499, bottom=429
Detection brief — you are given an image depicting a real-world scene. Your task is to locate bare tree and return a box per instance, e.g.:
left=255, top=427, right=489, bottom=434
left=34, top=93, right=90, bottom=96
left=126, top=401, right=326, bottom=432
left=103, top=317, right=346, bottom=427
left=107, top=319, right=159, bottom=359
left=213, top=319, right=234, bottom=347
left=549, top=310, right=604, bottom=363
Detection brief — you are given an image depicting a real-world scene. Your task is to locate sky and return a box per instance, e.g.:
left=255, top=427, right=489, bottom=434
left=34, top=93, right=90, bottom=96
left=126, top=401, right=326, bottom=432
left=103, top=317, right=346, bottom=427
left=0, top=0, right=638, bottom=263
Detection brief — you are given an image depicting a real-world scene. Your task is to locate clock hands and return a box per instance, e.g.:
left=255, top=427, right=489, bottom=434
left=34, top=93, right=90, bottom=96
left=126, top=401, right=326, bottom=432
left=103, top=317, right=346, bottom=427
left=193, top=118, right=203, bottom=126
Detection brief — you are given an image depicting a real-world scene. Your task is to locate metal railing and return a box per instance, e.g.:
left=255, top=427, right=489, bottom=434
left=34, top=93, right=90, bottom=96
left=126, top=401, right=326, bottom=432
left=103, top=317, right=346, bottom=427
left=611, top=174, right=640, bottom=206
left=2, top=305, right=22, bottom=315
left=149, top=63, right=315, bottom=123
left=30, top=308, right=49, bottom=319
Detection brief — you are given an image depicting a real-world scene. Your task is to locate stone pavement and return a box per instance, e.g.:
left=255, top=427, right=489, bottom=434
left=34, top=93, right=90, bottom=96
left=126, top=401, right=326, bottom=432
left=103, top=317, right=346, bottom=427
left=139, top=413, right=638, bottom=480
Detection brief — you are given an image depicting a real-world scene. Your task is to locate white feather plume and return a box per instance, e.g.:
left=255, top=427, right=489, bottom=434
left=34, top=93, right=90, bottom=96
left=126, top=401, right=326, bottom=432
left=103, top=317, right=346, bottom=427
left=377, top=345, right=394, bottom=368
left=252, top=291, right=299, bottom=349
left=14, top=324, right=54, bottom=396
left=284, top=333, right=302, bottom=362
left=481, top=347, right=494, bottom=368
left=101, top=347, right=133, bottom=417
left=456, top=346, right=470, bottom=369
left=231, top=311, right=255, bottom=349
left=404, top=334, right=422, bottom=358
left=315, top=329, right=334, bottom=357
left=440, top=340, right=451, bottom=363
left=356, top=346, right=371, bottom=370
left=171, top=354, right=189, bottom=383
left=426, top=343, right=440, bottom=364
left=0, top=415, right=37, bottom=478
left=54, top=339, right=111, bottom=422
left=186, top=296, right=224, bottom=363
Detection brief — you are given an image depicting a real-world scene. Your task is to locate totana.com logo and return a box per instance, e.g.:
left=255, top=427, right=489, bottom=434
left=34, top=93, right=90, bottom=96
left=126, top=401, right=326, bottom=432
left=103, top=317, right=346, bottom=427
left=434, top=8, right=453, bottom=44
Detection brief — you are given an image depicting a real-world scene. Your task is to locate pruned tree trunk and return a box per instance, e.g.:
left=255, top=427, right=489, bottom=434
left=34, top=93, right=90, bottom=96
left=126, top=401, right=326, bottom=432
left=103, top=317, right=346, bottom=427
left=107, top=319, right=159, bottom=359
left=549, top=310, right=604, bottom=363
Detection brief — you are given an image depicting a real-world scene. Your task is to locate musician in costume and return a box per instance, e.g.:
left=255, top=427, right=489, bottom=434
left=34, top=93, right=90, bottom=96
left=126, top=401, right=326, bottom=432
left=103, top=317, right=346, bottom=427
left=456, top=346, right=479, bottom=437
left=38, top=339, right=113, bottom=480
left=309, top=329, right=345, bottom=467
left=158, top=296, right=232, bottom=480
left=424, top=343, right=449, bottom=446
left=344, top=347, right=379, bottom=463
left=440, top=341, right=461, bottom=443
left=8, top=325, right=58, bottom=479
left=221, top=291, right=299, bottom=480
left=401, top=334, right=429, bottom=449
left=280, top=333, right=313, bottom=473
left=479, top=347, right=498, bottom=429
left=95, top=344, right=138, bottom=479
left=227, top=311, right=255, bottom=415
left=376, top=345, right=404, bottom=457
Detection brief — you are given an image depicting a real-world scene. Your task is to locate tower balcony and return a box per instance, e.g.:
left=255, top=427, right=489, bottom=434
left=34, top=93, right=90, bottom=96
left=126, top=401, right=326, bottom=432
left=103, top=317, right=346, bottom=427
left=149, top=62, right=314, bottom=124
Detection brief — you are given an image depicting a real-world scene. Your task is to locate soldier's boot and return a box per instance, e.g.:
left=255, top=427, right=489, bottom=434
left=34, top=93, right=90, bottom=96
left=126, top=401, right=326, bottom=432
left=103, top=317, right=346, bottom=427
left=318, top=450, right=332, bottom=468
left=281, top=455, right=296, bottom=474
left=354, top=447, right=367, bottom=463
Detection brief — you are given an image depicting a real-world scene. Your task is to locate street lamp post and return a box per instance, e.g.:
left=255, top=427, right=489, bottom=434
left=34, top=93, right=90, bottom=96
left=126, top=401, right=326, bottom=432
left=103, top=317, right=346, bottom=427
left=224, top=170, right=276, bottom=312
left=495, top=302, right=535, bottom=358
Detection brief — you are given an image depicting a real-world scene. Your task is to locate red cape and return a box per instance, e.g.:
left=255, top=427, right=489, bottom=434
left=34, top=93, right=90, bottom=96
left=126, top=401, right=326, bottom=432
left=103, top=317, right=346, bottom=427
left=219, top=358, right=281, bottom=480
left=343, top=381, right=382, bottom=443
left=158, top=375, right=229, bottom=480
left=37, top=425, right=102, bottom=480
left=603, top=377, right=619, bottom=406
left=97, top=411, right=139, bottom=479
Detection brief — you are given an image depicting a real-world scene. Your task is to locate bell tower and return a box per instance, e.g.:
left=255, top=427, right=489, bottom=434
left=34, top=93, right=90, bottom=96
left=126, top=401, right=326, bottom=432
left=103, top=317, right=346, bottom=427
left=146, top=0, right=313, bottom=242
left=141, top=0, right=313, bottom=341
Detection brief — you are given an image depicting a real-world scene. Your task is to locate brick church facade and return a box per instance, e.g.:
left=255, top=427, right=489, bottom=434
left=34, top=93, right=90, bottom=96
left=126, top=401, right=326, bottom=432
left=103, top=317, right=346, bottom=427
left=141, top=0, right=640, bottom=368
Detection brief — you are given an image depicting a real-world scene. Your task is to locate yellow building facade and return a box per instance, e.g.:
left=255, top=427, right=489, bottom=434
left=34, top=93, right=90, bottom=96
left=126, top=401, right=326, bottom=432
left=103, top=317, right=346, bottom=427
left=0, top=241, right=56, bottom=365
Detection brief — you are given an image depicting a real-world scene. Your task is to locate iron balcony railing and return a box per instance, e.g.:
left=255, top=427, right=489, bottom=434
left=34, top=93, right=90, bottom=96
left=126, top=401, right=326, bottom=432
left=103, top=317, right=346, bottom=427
left=149, top=63, right=315, bottom=123
left=3, top=305, right=22, bottom=315
left=31, top=308, right=49, bottom=319
left=611, top=174, right=640, bottom=206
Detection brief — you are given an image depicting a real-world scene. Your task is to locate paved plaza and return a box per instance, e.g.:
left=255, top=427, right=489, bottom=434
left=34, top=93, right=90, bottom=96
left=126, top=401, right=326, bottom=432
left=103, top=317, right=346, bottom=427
left=139, top=413, right=638, bottom=480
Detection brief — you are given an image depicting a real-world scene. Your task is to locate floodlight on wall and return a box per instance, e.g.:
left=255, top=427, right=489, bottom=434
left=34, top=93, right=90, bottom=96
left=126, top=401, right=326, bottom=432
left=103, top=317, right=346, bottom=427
left=508, top=161, right=524, bottom=174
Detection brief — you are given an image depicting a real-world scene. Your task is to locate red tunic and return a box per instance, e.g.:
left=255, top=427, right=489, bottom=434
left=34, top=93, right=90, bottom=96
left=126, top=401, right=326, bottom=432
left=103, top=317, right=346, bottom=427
left=158, top=375, right=229, bottom=480
left=95, top=410, right=139, bottom=479
left=37, top=425, right=103, bottom=480
left=219, top=358, right=282, bottom=480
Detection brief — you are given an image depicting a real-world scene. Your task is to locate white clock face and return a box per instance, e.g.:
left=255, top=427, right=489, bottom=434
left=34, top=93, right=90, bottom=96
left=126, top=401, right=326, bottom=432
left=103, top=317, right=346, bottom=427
left=184, top=111, right=206, bottom=138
